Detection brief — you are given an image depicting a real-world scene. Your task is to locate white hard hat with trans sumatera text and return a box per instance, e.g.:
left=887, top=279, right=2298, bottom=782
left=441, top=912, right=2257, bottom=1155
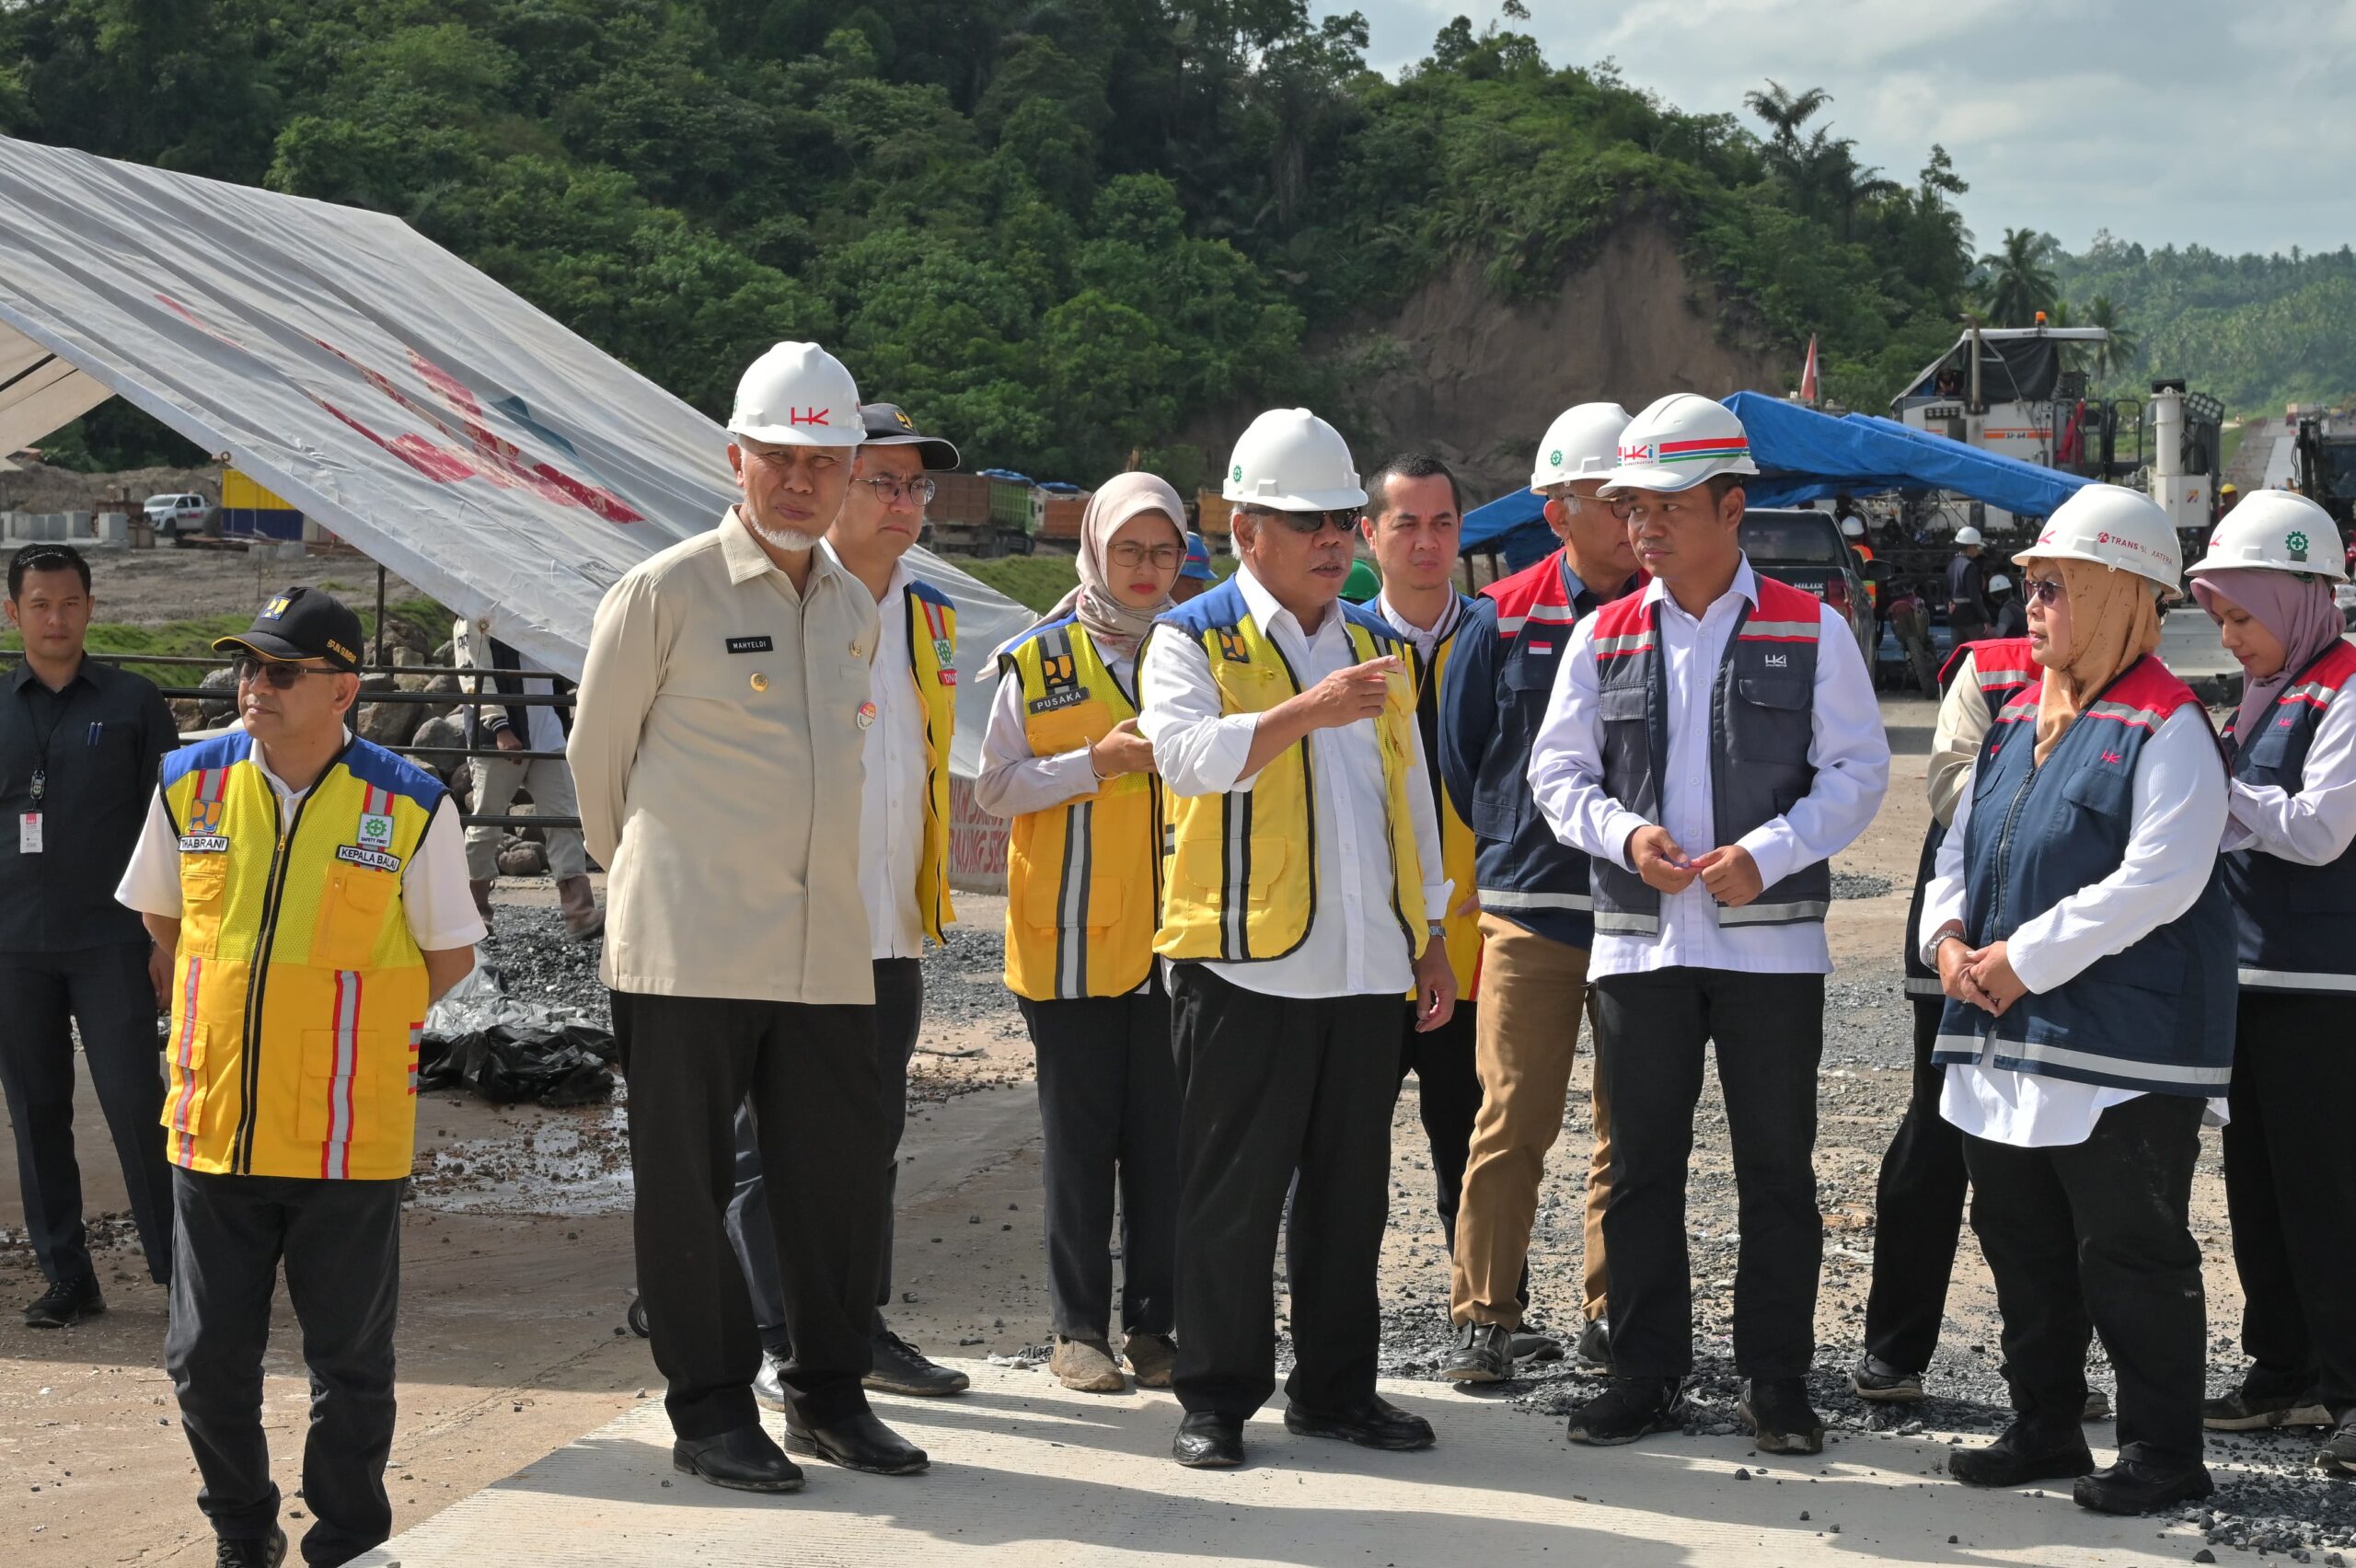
left=2015, top=483, right=2186, bottom=601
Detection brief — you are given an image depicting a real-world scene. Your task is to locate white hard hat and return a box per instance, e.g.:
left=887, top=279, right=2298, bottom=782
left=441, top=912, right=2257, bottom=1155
left=727, top=341, right=866, bottom=447
left=1598, top=393, right=1760, bottom=496
left=1953, top=525, right=1984, bottom=547
left=2014, top=483, right=2186, bottom=601
left=1988, top=573, right=2014, bottom=593
left=1839, top=514, right=1865, bottom=538
left=1530, top=402, right=1633, bottom=490
left=1222, top=408, right=1366, bottom=512
left=2186, top=490, right=2347, bottom=583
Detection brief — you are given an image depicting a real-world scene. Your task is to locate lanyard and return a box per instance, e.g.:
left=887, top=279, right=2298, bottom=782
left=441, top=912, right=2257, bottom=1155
left=23, top=682, right=76, bottom=805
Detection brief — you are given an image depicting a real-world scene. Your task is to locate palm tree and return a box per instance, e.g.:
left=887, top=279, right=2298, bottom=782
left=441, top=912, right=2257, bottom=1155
left=1742, top=79, right=1831, bottom=178
left=2085, top=294, right=2139, bottom=378
left=1977, top=227, right=2060, bottom=326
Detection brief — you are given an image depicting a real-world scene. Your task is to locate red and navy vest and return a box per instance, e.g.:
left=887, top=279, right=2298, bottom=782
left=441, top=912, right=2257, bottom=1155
left=1933, top=656, right=2236, bottom=1095
left=2221, top=639, right=2356, bottom=996
left=1902, top=639, right=2039, bottom=997
left=1588, top=573, right=1831, bottom=938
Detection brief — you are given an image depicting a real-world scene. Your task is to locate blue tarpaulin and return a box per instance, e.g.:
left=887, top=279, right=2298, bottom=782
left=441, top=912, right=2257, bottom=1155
left=1458, top=392, right=2091, bottom=554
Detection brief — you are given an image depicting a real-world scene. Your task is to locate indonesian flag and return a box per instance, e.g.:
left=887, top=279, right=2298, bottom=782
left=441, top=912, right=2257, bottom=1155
left=1798, top=335, right=1820, bottom=405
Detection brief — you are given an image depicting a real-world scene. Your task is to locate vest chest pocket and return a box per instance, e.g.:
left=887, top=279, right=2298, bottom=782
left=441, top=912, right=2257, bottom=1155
left=179, top=855, right=231, bottom=958
left=163, top=1022, right=211, bottom=1138
left=1022, top=868, right=1128, bottom=932
left=314, top=865, right=399, bottom=970
left=2240, top=718, right=2296, bottom=775
left=1729, top=674, right=1813, bottom=759
left=1025, top=698, right=1112, bottom=761
left=1173, top=834, right=1288, bottom=910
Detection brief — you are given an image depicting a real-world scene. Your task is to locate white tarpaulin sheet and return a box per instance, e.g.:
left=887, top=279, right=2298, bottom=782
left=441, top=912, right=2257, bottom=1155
left=0, top=134, right=1035, bottom=774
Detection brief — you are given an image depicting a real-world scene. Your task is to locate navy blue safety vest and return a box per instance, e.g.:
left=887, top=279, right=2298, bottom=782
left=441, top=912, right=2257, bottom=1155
left=1901, top=639, right=2039, bottom=998
left=1588, top=573, right=1831, bottom=938
left=2221, top=638, right=2356, bottom=996
left=1932, top=656, right=2236, bottom=1095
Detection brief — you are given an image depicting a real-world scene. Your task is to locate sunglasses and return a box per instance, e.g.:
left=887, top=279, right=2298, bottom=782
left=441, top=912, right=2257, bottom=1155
left=1241, top=506, right=1357, bottom=536
left=235, top=656, right=341, bottom=689
left=2023, top=579, right=2065, bottom=606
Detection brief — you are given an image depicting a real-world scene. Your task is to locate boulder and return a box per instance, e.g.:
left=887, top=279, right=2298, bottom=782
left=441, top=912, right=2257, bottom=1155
left=408, top=715, right=470, bottom=783
left=194, top=664, right=238, bottom=724
left=355, top=693, right=422, bottom=747
left=496, top=838, right=549, bottom=877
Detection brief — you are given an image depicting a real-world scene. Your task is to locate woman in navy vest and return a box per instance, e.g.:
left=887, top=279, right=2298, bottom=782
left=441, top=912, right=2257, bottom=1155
left=1919, top=484, right=2235, bottom=1516
left=2187, top=490, right=2356, bottom=1476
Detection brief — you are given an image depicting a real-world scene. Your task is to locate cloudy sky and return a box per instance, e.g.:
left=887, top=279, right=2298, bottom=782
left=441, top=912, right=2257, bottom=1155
left=1337, top=0, right=2353, bottom=259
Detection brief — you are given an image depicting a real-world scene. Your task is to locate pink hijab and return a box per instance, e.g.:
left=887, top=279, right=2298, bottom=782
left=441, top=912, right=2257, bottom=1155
left=2190, top=566, right=2347, bottom=743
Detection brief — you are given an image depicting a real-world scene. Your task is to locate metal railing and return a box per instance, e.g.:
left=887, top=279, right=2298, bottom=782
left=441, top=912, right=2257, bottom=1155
left=6, top=649, right=583, bottom=834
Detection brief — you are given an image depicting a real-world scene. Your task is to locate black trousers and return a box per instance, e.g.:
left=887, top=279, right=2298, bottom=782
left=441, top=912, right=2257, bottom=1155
left=1020, top=980, right=1181, bottom=1341
left=1169, top=964, right=1402, bottom=1419
left=614, top=988, right=887, bottom=1437
left=166, top=1169, right=400, bottom=1566
left=1396, top=997, right=1482, bottom=1257
left=0, top=943, right=175, bottom=1284
left=724, top=958, right=921, bottom=1352
left=1966, top=1092, right=2207, bottom=1468
left=1861, top=996, right=1969, bottom=1373
left=2223, top=991, right=2356, bottom=1416
left=1592, top=967, right=1824, bottom=1381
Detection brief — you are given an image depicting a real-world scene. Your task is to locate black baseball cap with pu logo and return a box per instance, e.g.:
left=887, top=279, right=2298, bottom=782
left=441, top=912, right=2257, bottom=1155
left=212, top=585, right=366, bottom=673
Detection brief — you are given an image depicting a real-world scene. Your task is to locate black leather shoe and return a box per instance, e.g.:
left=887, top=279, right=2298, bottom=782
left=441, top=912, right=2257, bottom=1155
left=1440, top=1321, right=1513, bottom=1383
left=1574, top=1317, right=1613, bottom=1373
left=1737, top=1378, right=1825, bottom=1456
left=1849, top=1355, right=1924, bottom=1402
left=1173, top=1411, right=1246, bottom=1469
left=1566, top=1378, right=1683, bottom=1446
left=24, top=1272, right=103, bottom=1329
left=1284, top=1393, right=1436, bottom=1450
left=782, top=1409, right=929, bottom=1475
left=865, top=1326, right=970, bottom=1397
left=1947, top=1419, right=2095, bottom=1488
left=753, top=1349, right=790, bottom=1415
left=214, top=1527, right=288, bottom=1568
left=2073, top=1458, right=2213, bottom=1515
left=672, top=1426, right=805, bottom=1493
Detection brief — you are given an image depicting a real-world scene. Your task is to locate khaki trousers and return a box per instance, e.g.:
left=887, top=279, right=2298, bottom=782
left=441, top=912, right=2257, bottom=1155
left=1449, top=915, right=1610, bottom=1329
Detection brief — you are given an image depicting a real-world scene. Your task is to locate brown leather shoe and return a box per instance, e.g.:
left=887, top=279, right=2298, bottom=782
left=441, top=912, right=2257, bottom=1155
left=1124, top=1332, right=1176, bottom=1389
left=1052, top=1335, right=1126, bottom=1392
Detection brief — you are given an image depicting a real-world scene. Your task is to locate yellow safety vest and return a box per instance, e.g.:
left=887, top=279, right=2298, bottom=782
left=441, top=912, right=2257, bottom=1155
left=1151, top=590, right=1426, bottom=963
left=998, top=621, right=1162, bottom=999
left=1406, top=603, right=1481, bottom=997
left=904, top=579, right=957, bottom=944
left=158, top=732, right=443, bottom=1181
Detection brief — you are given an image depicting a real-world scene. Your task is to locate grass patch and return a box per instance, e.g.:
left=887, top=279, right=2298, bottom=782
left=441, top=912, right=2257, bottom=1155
left=947, top=554, right=1080, bottom=614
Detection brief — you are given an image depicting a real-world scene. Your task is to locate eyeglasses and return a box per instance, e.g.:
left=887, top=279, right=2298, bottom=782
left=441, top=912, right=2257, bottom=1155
left=1107, top=542, right=1184, bottom=569
left=853, top=476, right=937, bottom=506
left=1240, top=506, right=1356, bottom=536
left=2023, top=579, right=2066, bottom=606
left=235, top=656, right=339, bottom=689
left=1555, top=490, right=1632, bottom=520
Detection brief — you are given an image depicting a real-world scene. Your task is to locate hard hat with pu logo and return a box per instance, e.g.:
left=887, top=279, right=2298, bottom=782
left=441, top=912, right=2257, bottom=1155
left=1530, top=403, right=1633, bottom=490
left=1221, top=408, right=1366, bottom=512
left=2187, top=490, right=2347, bottom=583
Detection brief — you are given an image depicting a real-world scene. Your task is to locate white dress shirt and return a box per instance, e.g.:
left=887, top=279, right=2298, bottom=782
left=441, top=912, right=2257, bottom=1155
left=834, top=546, right=929, bottom=962
left=1376, top=589, right=1463, bottom=664
left=117, top=729, right=487, bottom=953
left=974, top=649, right=1135, bottom=821
left=1527, top=558, right=1889, bottom=980
left=1138, top=563, right=1449, bottom=999
left=2221, top=686, right=2356, bottom=863
left=1918, top=703, right=2229, bottom=1147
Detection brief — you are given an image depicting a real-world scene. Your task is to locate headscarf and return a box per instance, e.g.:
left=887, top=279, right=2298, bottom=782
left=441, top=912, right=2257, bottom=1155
left=2026, top=557, right=2164, bottom=767
left=2189, top=566, right=2346, bottom=744
left=1037, top=472, right=1187, bottom=659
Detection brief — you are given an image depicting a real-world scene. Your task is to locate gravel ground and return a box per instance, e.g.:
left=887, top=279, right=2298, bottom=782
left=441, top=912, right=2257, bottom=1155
left=448, top=896, right=2356, bottom=1554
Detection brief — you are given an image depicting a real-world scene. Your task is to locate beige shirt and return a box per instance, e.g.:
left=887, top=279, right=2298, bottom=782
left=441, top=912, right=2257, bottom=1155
left=570, top=509, right=881, bottom=1005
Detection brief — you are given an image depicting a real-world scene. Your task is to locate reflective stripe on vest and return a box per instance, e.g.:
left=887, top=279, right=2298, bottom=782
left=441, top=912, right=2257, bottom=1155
left=1407, top=599, right=1481, bottom=996
left=1151, top=586, right=1425, bottom=963
left=158, top=732, right=440, bottom=1180
left=905, top=581, right=958, bottom=944
left=2221, top=639, right=2356, bottom=995
left=999, top=621, right=1161, bottom=1000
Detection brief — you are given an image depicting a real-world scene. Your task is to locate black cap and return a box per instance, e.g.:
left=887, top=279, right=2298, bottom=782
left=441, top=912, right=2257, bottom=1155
left=213, top=586, right=365, bottom=673
left=858, top=403, right=960, bottom=471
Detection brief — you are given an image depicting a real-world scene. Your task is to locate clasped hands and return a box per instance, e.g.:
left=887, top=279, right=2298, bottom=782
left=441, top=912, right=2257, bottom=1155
left=1623, top=824, right=1764, bottom=907
left=1933, top=929, right=2027, bottom=1015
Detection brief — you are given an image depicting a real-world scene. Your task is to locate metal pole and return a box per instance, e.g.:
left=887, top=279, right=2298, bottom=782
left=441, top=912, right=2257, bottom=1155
left=1969, top=324, right=1983, bottom=416
left=373, top=563, right=387, bottom=667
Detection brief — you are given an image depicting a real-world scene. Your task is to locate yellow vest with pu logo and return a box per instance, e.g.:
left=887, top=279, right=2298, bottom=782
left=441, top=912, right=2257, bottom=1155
left=998, top=621, right=1162, bottom=999
left=1407, top=602, right=1482, bottom=997
left=905, top=579, right=957, bottom=944
left=158, top=732, right=442, bottom=1181
left=1150, top=583, right=1426, bottom=963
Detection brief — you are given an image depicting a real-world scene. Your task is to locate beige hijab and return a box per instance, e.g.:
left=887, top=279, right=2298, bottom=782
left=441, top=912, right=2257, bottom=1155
left=1038, top=472, right=1187, bottom=659
left=2029, top=557, right=2164, bottom=766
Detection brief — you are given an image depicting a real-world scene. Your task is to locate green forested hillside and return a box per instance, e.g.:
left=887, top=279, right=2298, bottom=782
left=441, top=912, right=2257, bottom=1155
left=2053, top=233, right=2356, bottom=415
left=2, top=1, right=2312, bottom=480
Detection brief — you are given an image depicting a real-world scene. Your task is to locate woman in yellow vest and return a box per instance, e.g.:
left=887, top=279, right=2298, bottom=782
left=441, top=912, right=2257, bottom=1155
left=976, top=473, right=1187, bottom=1395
